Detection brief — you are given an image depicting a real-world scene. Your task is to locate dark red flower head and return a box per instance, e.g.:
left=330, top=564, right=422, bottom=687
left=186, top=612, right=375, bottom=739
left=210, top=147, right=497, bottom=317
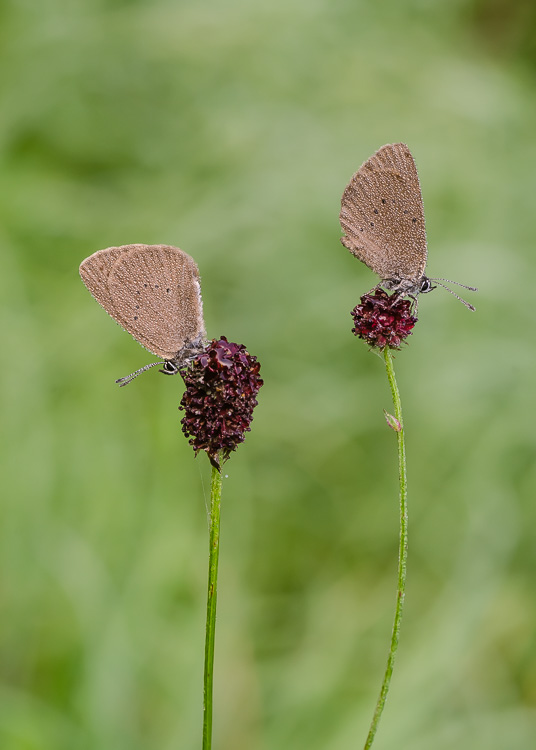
left=351, top=288, right=417, bottom=349
left=179, top=337, right=263, bottom=469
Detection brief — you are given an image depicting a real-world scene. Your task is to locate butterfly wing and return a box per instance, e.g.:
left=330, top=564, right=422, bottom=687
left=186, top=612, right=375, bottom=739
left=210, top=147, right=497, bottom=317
left=80, top=244, right=206, bottom=360
left=79, top=245, right=127, bottom=313
left=340, top=143, right=428, bottom=286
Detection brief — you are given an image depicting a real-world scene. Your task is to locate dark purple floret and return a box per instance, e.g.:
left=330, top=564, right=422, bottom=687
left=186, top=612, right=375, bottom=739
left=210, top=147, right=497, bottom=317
left=351, top=288, right=417, bottom=349
left=179, top=337, right=263, bottom=469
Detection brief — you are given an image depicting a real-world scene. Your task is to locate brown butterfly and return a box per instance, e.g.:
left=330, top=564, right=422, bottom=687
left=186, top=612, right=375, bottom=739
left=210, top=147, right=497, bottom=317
left=340, top=143, right=476, bottom=309
left=80, top=244, right=206, bottom=385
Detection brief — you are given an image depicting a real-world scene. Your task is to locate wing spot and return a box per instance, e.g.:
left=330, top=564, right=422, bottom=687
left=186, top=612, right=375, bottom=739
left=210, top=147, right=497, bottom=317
left=370, top=222, right=374, bottom=227
left=403, top=210, right=408, bottom=214
left=373, top=209, right=379, bottom=214
left=134, top=315, right=138, bottom=321
left=144, top=283, right=148, bottom=288
left=166, top=288, right=171, bottom=293
left=412, top=217, right=417, bottom=223
left=381, top=198, right=387, bottom=204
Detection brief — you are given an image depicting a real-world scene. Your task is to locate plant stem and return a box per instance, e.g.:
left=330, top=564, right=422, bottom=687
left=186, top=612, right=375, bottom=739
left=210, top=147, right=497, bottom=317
left=363, top=347, right=408, bottom=749
left=202, top=460, right=223, bottom=750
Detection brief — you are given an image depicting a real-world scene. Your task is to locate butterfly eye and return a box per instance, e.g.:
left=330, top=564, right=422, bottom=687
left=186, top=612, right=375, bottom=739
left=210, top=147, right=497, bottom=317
left=161, top=361, right=180, bottom=375
left=420, top=278, right=435, bottom=294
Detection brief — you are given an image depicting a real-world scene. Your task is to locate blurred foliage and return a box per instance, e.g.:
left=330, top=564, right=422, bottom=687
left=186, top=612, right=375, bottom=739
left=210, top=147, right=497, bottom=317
left=468, top=0, right=536, bottom=66
left=1, top=0, right=535, bottom=748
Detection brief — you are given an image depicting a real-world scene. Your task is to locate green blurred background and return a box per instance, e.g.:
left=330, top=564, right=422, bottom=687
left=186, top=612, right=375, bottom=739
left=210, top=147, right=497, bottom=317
left=1, top=0, right=535, bottom=748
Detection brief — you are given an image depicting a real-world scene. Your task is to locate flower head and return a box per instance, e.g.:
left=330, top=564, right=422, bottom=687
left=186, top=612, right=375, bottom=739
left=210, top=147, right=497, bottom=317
left=351, top=288, right=417, bottom=349
left=179, top=337, right=263, bottom=469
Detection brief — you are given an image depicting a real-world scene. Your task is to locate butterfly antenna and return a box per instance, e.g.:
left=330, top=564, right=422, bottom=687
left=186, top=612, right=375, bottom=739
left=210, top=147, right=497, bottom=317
left=429, top=279, right=477, bottom=311
left=430, top=278, right=478, bottom=291
left=115, top=360, right=162, bottom=387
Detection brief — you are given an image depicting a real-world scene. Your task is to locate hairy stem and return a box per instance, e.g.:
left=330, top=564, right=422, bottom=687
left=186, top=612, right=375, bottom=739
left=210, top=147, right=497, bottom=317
left=202, top=461, right=223, bottom=750
left=364, top=347, right=408, bottom=749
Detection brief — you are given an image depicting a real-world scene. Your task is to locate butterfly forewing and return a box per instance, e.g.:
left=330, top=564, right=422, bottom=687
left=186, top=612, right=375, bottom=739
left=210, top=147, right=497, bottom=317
left=79, top=244, right=206, bottom=360
left=79, top=246, right=128, bottom=314
left=340, top=143, right=428, bottom=286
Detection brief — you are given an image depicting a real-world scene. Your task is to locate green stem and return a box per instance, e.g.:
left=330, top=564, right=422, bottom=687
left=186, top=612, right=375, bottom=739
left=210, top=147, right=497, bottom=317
left=202, top=460, right=223, bottom=750
left=363, top=347, right=408, bottom=749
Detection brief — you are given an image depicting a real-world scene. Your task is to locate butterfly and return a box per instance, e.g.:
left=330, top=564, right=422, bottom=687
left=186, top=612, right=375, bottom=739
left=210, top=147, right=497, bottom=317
left=80, top=244, right=206, bottom=385
left=340, top=143, right=476, bottom=308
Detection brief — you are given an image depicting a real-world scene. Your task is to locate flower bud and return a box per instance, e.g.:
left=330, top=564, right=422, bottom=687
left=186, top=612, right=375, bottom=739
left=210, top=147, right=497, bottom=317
left=179, top=337, right=263, bottom=469
left=351, top=288, right=417, bottom=349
